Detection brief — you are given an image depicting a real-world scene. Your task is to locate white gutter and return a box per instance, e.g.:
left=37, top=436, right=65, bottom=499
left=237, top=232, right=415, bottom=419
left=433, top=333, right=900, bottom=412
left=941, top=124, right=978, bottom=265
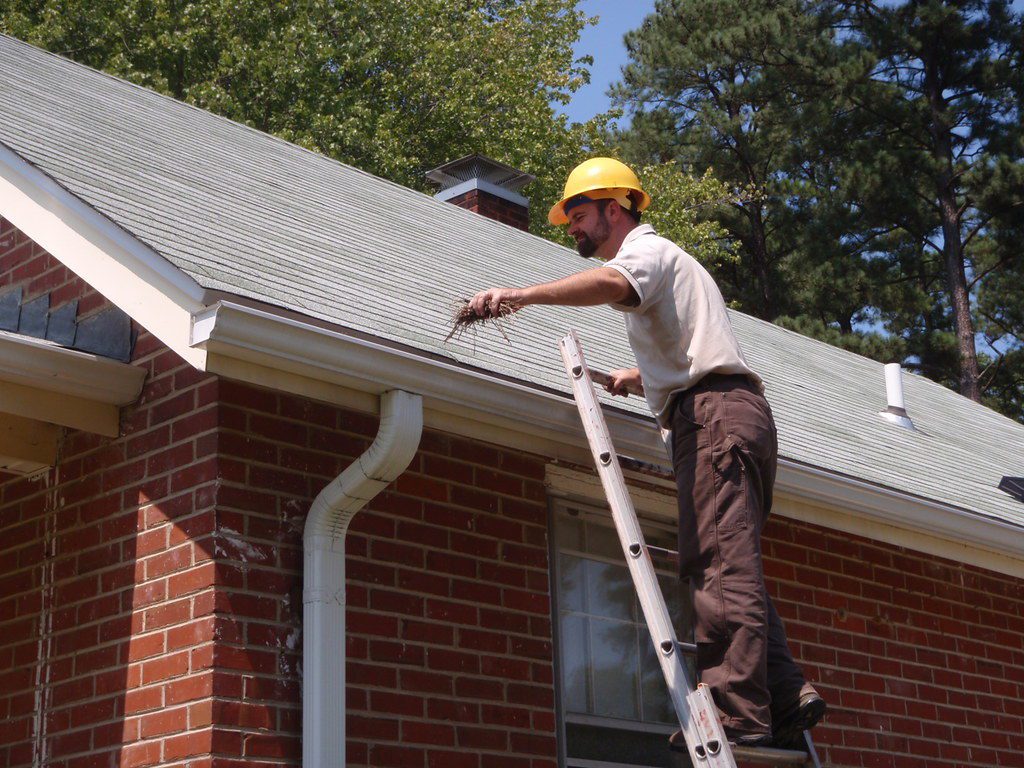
left=302, top=389, right=423, bottom=768
left=191, top=301, right=654, bottom=460
left=777, top=458, right=1024, bottom=559
left=0, top=330, right=147, bottom=405
left=191, top=300, right=1024, bottom=566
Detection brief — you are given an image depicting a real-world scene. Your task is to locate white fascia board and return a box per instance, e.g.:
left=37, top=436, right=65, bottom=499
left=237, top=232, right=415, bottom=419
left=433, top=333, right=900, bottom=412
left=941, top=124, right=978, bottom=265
left=776, top=460, right=1024, bottom=563
left=0, top=142, right=208, bottom=368
left=0, top=331, right=146, bottom=436
left=192, top=300, right=1024, bottom=567
left=0, top=330, right=147, bottom=405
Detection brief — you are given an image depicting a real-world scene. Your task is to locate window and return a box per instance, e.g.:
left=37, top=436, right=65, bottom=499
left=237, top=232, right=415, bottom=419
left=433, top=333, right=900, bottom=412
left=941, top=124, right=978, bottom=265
left=552, top=501, right=694, bottom=768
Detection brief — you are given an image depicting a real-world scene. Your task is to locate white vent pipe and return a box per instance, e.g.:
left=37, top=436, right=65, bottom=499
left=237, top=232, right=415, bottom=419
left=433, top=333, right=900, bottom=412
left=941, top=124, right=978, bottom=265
left=879, top=363, right=914, bottom=430
left=303, top=389, right=423, bottom=767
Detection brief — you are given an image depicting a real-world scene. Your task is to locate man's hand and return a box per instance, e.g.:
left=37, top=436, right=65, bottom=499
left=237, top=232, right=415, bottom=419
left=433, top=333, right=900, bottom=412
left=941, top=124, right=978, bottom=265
left=605, top=367, right=644, bottom=397
left=467, top=268, right=635, bottom=318
left=469, top=287, right=525, bottom=318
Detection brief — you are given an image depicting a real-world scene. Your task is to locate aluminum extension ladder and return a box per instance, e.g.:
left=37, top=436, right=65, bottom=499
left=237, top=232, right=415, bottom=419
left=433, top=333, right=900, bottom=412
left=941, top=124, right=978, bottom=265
left=559, top=331, right=821, bottom=768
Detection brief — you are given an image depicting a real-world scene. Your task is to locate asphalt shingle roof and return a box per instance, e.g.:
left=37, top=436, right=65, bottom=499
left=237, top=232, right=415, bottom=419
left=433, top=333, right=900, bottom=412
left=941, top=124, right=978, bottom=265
left=1, top=34, right=1022, bottom=527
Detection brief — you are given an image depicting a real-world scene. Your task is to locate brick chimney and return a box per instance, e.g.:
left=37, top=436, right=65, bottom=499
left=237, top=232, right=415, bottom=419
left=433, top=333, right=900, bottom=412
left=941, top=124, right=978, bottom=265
left=426, top=154, right=535, bottom=231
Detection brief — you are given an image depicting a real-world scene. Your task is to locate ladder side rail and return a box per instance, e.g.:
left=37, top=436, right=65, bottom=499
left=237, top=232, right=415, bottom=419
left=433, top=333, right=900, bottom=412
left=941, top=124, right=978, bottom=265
left=559, top=332, right=735, bottom=768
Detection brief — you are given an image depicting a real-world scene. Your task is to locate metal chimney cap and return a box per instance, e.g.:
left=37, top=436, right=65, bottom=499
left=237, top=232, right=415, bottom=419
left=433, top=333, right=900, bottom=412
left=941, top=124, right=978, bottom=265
left=425, top=154, right=536, bottom=193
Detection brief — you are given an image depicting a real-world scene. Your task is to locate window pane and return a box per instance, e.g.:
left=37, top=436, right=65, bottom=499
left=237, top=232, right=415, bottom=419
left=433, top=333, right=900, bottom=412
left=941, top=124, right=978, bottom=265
left=559, top=553, right=585, bottom=614
left=585, top=520, right=622, bottom=559
left=590, top=617, right=639, bottom=720
left=659, top=574, right=692, bottom=631
left=554, top=504, right=695, bottom=766
left=639, top=626, right=676, bottom=725
left=585, top=559, right=635, bottom=622
left=560, top=613, right=589, bottom=714
left=557, top=514, right=584, bottom=551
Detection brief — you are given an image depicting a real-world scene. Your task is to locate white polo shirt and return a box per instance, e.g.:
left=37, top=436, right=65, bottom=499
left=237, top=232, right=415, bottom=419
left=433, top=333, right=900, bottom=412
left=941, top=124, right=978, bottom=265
left=603, top=224, right=761, bottom=426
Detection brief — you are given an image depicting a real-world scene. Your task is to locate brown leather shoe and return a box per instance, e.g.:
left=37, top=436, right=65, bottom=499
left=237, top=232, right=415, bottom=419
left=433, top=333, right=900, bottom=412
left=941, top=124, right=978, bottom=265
left=772, top=685, right=826, bottom=748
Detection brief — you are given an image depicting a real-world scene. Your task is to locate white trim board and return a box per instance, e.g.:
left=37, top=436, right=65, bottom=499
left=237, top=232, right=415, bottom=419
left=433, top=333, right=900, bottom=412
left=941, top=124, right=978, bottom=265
left=0, top=331, right=146, bottom=437
left=546, top=464, right=1024, bottom=579
left=192, top=300, right=1024, bottom=573
left=0, top=142, right=208, bottom=368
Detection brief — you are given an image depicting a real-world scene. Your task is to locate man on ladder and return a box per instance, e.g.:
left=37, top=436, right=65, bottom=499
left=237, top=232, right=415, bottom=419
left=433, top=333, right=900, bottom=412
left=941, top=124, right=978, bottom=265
left=468, top=158, right=826, bottom=751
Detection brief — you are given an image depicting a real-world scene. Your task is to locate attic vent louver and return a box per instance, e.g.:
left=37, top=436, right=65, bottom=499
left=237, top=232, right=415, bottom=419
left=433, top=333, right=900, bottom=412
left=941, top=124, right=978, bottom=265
left=426, top=154, right=535, bottom=231
left=1000, top=477, right=1024, bottom=503
left=879, top=363, right=915, bottom=430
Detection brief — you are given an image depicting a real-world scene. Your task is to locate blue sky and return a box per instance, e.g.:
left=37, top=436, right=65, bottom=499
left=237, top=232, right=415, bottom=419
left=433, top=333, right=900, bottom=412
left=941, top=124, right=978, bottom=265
left=559, top=0, right=657, bottom=124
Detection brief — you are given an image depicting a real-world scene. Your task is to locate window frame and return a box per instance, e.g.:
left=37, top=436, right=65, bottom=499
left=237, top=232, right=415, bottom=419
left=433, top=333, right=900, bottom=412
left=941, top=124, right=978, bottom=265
left=548, top=491, right=693, bottom=768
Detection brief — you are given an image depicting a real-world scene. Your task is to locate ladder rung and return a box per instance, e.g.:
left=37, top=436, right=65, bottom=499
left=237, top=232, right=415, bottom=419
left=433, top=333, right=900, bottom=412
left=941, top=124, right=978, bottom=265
left=618, top=454, right=672, bottom=477
left=644, top=544, right=679, bottom=565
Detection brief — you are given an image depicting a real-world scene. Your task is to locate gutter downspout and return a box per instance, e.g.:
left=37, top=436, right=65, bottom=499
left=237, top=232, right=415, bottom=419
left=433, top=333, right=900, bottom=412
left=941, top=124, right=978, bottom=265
left=303, top=389, right=423, bottom=767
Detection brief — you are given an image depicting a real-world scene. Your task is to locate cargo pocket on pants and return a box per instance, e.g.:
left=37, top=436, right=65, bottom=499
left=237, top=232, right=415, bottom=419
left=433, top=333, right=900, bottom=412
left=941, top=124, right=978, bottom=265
left=712, top=436, right=749, bottom=532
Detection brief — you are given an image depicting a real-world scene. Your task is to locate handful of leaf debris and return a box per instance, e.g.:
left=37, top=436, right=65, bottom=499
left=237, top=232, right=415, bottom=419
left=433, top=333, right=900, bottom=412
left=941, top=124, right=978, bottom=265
left=445, top=299, right=520, bottom=343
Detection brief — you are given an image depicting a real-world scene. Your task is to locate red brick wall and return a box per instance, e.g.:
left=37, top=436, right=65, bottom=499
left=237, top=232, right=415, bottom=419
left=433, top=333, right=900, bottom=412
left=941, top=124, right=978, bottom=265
left=0, top=217, right=221, bottom=768
left=214, top=382, right=555, bottom=768
left=446, top=189, right=530, bottom=231
left=0, top=217, right=107, bottom=316
left=762, top=519, right=1024, bottom=767
left=0, top=368, right=558, bottom=768
left=0, top=349, right=221, bottom=768
left=3, top=219, right=1024, bottom=768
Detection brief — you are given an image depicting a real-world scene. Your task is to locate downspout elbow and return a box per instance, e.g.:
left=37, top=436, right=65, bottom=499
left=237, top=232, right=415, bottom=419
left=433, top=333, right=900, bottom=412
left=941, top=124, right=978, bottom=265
left=303, top=389, right=423, bottom=767
left=305, top=389, right=424, bottom=540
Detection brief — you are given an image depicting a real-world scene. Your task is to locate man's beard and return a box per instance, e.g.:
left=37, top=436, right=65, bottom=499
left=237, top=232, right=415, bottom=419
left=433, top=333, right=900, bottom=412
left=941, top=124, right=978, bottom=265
left=575, top=215, right=610, bottom=257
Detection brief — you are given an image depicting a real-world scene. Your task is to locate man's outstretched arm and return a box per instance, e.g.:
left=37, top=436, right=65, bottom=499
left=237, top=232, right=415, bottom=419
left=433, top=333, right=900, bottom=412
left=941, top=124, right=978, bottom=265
left=469, top=267, right=637, bottom=317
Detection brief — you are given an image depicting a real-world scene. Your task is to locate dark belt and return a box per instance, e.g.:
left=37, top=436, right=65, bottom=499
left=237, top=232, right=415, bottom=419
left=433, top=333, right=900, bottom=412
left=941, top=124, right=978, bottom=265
left=668, top=372, right=758, bottom=413
left=686, top=372, right=756, bottom=394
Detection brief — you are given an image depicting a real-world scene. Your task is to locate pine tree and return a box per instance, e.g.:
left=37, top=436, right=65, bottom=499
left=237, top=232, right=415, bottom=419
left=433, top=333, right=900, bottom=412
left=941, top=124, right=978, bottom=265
left=612, top=0, right=1024, bottom=419
left=837, top=0, right=1024, bottom=404
left=611, top=0, right=853, bottom=322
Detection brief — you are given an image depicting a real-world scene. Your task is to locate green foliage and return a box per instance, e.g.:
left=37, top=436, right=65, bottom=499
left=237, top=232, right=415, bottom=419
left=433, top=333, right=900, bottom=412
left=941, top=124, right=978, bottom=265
left=611, top=0, right=1024, bottom=421
left=1, top=0, right=736, bottom=252
left=636, top=165, right=738, bottom=276
left=1, top=0, right=605, bottom=237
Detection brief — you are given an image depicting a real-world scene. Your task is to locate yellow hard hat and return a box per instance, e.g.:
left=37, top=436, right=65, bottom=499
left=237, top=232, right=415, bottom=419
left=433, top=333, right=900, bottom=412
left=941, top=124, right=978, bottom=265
left=548, top=157, right=652, bottom=225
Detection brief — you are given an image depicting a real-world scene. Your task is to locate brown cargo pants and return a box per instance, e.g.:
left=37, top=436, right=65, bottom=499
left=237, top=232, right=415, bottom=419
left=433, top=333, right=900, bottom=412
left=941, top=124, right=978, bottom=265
left=670, top=373, right=806, bottom=736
